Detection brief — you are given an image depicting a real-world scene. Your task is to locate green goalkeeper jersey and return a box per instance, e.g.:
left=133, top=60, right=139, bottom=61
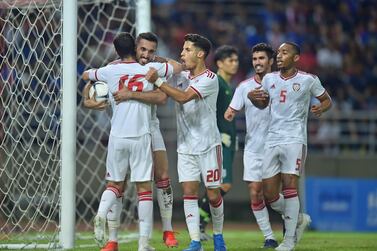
left=216, top=74, right=236, bottom=150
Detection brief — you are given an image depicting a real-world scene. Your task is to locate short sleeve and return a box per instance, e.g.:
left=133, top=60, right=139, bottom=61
left=229, top=84, right=245, bottom=111
left=147, top=62, right=174, bottom=79
left=310, top=75, right=326, bottom=97
left=190, top=76, right=218, bottom=99
left=87, top=66, right=109, bottom=82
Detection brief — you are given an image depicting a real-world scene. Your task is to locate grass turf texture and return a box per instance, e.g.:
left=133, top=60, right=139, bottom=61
left=4, top=230, right=376, bottom=250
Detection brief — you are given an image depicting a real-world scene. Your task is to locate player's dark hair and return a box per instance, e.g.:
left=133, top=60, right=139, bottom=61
left=251, top=43, right=275, bottom=59
left=214, top=45, right=238, bottom=63
left=184, top=33, right=212, bottom=58
left=113, top=32, right=136, bottom=59
left=136, top=32, right=158, bottom=45
left=285, top=41, right=301, bottom=55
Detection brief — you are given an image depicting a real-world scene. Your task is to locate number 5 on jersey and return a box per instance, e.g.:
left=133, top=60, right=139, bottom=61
left=280, top=90, right=287, bottom=103
left=118, top=74, right=144, bottom=92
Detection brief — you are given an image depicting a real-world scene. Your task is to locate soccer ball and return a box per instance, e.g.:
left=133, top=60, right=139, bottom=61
left=89, top=81, right=109, bottom=102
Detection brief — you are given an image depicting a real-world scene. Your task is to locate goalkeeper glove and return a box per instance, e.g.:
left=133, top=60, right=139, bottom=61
left=221, top=133, right=231, bottom=147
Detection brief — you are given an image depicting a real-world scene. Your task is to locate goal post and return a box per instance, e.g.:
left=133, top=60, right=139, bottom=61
left=60, top=0, right=77, bottom=248
left=0, top=0, right=151, bottom=249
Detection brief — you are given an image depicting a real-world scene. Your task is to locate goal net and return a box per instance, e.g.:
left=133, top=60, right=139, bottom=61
left=0, top=0, right=142, bottom=248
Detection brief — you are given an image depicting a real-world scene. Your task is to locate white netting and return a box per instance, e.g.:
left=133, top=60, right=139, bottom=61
left=0, top=0, right=139, bottom=248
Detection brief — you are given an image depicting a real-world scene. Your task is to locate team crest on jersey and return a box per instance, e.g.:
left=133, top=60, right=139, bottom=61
left=292, top=83, right=300, bottom=91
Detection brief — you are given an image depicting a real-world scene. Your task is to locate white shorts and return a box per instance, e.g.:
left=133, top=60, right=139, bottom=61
left=243, top=151, right=263, bottom=182
left=177, top=145, right=222, bottom=188
left=262, top=143, right=307, bottom=179
left=106, top=134, right=153, bottom=182
left=151, top=123, right=166, bottom=152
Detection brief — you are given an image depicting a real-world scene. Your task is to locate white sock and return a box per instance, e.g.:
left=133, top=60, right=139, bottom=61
left=183, top=195, right=200, bottom=241
left=283, top=188, right=300, bottom=238
left=156, top=179, right=173, bottom=231
left=269, top=193, right=285, bottom=215
left=209, top=196, right=224, bottom=235
left=107, top=197, right=122, bottom=242
left=138, top=191, right=153, bottom=238
left=251, top=200, right=275, bottom=240
left=98, top=186, right=121, bottom=218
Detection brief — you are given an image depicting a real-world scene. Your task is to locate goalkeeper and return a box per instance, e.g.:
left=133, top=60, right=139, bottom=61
left=199, top=45, right=239, bottom=241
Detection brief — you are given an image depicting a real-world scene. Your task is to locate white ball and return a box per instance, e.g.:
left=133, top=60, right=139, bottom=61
left=89, top=81, right=109, bottom=102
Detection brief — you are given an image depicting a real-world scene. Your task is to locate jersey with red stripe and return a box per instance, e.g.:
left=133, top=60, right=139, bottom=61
left=88, top=62, right=173, bottom=138
left=229, top=76, right=270, bottom=153
left=262, top=70, right=325, bottom=146
left=168, top=70, right=221, bottom=154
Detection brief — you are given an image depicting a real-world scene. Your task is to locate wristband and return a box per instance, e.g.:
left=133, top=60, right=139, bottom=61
left=154, top=78, right=164, bottom=87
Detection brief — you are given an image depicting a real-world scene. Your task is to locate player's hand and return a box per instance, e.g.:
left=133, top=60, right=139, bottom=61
left=224, top=107, right=236, bottom=122
left=221, top=133, right=231, bottom=148
left=247, top=86, right=269, bottom=101
left=145, top=67, right=159, bottom=83
left=311, top=104, right=323, bottom=117
left=83, top=96, right=108, bottom=110
left=113, top=88, right=132, bottom=104
left=82, top=82, right=108, bottom=110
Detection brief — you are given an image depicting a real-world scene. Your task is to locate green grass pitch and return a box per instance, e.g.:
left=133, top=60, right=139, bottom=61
left=23, top=229, right=377, bottom=251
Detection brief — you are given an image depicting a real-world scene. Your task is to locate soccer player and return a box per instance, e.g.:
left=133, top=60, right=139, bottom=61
left=82, top=32, right=175, bottom=251
left=146, top=34, right=227, bottom=251
left=198, top=45, right=239, bottom=241
left=223, top=43, right=279, bottom=248
left=249, top=42, right=332, bottom=251
left=110, top=32, right=178, bottom=248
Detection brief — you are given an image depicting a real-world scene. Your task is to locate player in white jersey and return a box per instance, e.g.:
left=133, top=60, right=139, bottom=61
left=98, top=32, right=179, bottom=250
left=82, top=32, right=174, bottom=251
left=224, top=43, right=279, bottom=249
left=146, top=34, right=227, bottom=251
left=249, top=42, right=332, bottom=251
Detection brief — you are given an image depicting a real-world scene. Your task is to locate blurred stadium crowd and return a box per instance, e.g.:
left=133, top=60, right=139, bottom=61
left=152, top=0, right=377, bottom=113
left=150, top=0, right=377, bottom=154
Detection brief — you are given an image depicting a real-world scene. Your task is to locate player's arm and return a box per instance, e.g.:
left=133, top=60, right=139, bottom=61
left=82, top=70, right=91, bottom=81
left=113, top=88, right=168, bottom=105
left=311, top=91, right=332, bottom=117
left=224, top=107, right=238, bottom=122
left=82, top=81, right=107, bottom=110
left=145, top=67, right=197, bottom=104
left=152, top=56, right=183, bottom=74
left=247, top=85, right=269, bottom=109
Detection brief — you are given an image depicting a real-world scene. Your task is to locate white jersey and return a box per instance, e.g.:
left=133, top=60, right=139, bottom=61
left=88, top=61, right=173, bottom=138
left=229, top=76, right=270, bottom=153
left=262, top=70, right=325, bottom=146
left=168, top=70, right=221, bottom=154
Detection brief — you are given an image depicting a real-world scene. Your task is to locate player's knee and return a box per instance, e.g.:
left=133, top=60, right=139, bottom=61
left=221, top=183, right=232, bottom=193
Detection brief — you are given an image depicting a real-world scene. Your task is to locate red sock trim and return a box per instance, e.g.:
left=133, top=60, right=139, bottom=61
left=283, top=188, right=298, bottom=199
left=210, top=196, right=223, bottom=208
left=251, top=200, right=266, bottom=211
left=106, top=185, right=122, bottom=198
left=267, top=195, right=280, bottom=205
left=183, top=195, right=198, bottom=200
left=138, top=191, right=153, bottom=201
left=155, top=178, right=170, bottom=189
